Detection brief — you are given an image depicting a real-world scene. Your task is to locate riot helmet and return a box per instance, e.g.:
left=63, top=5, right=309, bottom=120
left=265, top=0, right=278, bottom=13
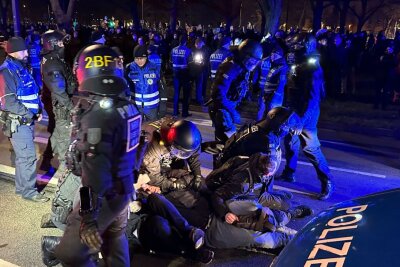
left=160, top=120, right=202, bottom=159
left=238, top=39, right=263, bottom=71
left=41, top=30, right=71, bottom=55
left=75, top=44, right=127, bottom=96
left=286, top=32, right=317, bottom=63
left=257, top=107, right=302, bottom=138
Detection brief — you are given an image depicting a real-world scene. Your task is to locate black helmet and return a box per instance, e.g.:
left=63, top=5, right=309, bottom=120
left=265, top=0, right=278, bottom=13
left=238, top=39, right=263, bottom=71
left=286, top=32, right=316, bottom=53
left=160, top=120, right=202, bottom=159
left=41, top=30, right=70, bottom=53
left=257, top=107, right=302, bottom=137
left=75, top=45, right=127, bottom=96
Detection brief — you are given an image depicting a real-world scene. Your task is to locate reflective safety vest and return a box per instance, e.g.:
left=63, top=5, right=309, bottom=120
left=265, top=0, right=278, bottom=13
left=209, top=47, right=232, bottom=79
left=127, top=61, right=161, bottom=109
left=2, top=57, right=41, bottom=114
left=171, top=45, right=191, bottom=70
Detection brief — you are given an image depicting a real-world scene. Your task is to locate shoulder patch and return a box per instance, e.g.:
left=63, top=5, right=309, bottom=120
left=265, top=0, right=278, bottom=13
left=87, top=128, right=102, bottom=144
left=127, top=114, right=142, bottom=152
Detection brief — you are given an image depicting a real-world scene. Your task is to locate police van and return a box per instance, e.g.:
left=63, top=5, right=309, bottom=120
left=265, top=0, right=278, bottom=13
left=271, top=189, right=400, bottom=267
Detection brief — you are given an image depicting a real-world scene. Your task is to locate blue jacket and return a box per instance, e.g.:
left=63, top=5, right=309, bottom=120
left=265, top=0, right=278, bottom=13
left=171, top=45, right=191, bottom=70
left=0, top=57, right=41, bottom=117
left=148, top=52, right=162, bottom=73
left=27, top=42, right=41, bottom=69
left=209, top=47, right=232, bottom=79
left=211, top=58, right=249, bottom=123
left=257, top=57, right=272, bottom=90
left=285, top=54, right=324, bottom=128
left=126, top=61, right=161, bottom=110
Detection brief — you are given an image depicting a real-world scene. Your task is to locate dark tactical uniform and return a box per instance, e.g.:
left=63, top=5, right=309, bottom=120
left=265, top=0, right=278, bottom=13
left=208, top=39, right=262, bottom=142
left=51, top=45, right=142, bottom=266
left=282, top=40, right=334, bottom=200
left=41, top=31, right=77, bottom=169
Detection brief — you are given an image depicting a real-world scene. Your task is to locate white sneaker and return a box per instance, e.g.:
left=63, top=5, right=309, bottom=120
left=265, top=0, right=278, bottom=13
left=276, top=225, right=298, bottom=236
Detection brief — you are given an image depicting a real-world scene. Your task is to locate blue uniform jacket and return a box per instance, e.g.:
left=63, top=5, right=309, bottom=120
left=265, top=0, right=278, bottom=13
left=27, top=42, right=41, bottom=69
left=148, top=52, right=162, bottom=74
left=171, top=45, right=191, bottom=70
left=0, top=57, right=41, bottom=117
left=209, top=47, right=232, bottom=79
left=126, top=61, right=161, bottom=110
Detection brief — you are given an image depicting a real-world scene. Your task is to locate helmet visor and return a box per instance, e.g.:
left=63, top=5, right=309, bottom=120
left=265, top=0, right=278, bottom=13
left=169, top=145, right=195, bottom=159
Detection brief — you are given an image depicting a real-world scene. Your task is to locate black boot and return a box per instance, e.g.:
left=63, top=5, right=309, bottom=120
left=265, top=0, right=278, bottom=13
left=289, top=205, right=314, bottom=218
left=276, top=169, right=296, bottom=182
left=318, top=180, right=334, bottom=200
left=41, top=236, right=61, bottom=267
left=40, top=213, right=57, bottom=228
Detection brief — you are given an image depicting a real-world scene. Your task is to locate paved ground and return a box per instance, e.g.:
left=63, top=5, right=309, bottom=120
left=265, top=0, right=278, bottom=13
left=0, top=108, right=399, bottom=267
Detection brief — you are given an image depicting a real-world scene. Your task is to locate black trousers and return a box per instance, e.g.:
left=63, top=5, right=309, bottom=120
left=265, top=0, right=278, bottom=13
left=55, top=194, right=131, bottom=267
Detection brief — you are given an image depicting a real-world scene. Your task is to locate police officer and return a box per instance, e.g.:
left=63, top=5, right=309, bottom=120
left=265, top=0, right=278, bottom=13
left=171, top=35, right=192, bottom=117
left=139, top=117, right=209, bottom=225
left=126, top=45, right=166, bottom=121
left=208, top=39, right=263, bottom=142
left=209, top=36, right=232, bottom=82
left=42, top=45, right=142, bottom=266
left=0, top=37, right=49, bottom=202
left=147, top=44, right=162, bottom=74
left=279, top=33, right=334, bottom=201
left=26, top=32, right=42, bottom=89
left=260, top=44, right=288, bottom=119
left=40, top=30, right=76, bottom=176
left=189, top=37, right=209, bottom=105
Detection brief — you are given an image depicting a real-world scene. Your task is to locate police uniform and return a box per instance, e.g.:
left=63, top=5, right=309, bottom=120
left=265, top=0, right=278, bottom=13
left=261, top=60, right=288, bottom=118
left=41, top=43, right=76, bottom=169
left=0, top=38, right=46, bottom=201
left=27, top=36, right=42, bottom=88
left=282, top=52, right=334, bottom=200
left=126, top=60, right=164, bottom=121
left=209, top=47, right=232, bottom=81
left=255, top=57, right=271, bottom=120
left=50, top=45, right=142, bottom=266
left=209, top=57, right=249, bottom=142
left=148, top=51, right=162, bottom=74
left=171, top=43, right=192, bottom=116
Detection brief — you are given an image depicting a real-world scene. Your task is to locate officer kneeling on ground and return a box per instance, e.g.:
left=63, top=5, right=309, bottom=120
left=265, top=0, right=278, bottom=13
left=41, top=45, right=142, bottom=267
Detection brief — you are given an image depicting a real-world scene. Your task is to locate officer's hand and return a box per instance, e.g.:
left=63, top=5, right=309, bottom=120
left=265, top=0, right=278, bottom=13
left=142, top=184, right=161, bottom=194
left=80, top=219, right=103, bottom=252
left=37, top=114, right=43, bottom=122
left=292, top=126, right=303, bottom=136
left=225, top=212, right=239, bottom=224
left=171, top=180, right=187, bottom=191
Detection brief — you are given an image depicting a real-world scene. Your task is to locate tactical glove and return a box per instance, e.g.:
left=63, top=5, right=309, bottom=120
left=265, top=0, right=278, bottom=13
left=79, top=215, right=103, bottom=252
left=170, top=179, right=187, bottom=191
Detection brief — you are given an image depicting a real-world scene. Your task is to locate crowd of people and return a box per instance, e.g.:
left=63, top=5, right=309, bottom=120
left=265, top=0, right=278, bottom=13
left=0, top=18, right=399, bottom=266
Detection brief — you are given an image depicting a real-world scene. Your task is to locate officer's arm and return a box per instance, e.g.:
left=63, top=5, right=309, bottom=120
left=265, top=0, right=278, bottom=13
left=124, top=63, right=136, bottom=94
left=0, top=71, right=34, bottom=118
left=142, top=142, right=173, bottom=192
left=212, top=63, right=236, bottom=111
left=301, top=66, right=323, bottom=125
left=187, top=150, right=202, bottom=177
left=211, top=180, right=242, bottom=220
left=158, top=72, right=167, bottom=118
left=276, top=65, right=288, bottom=93
left=42, top=60, right=71, bottom=107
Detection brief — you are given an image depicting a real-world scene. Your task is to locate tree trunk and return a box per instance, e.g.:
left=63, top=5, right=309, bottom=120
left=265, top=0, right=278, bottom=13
left=298, top=0, right=307, bottom=29
left=312, top=0, right=324, bottom=32
left=169, top=0, right=178, bottom=33
left=339, top=0, right=350, bottom=33
left=257, top=1, right=266, bottom=36
left=0, top=0, right=9, bottom=36
left=262, top=0, right=282, bottom=35
left=49, top=0, right=76, bottom=30
left=130, top=0, right=141, bottom=32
